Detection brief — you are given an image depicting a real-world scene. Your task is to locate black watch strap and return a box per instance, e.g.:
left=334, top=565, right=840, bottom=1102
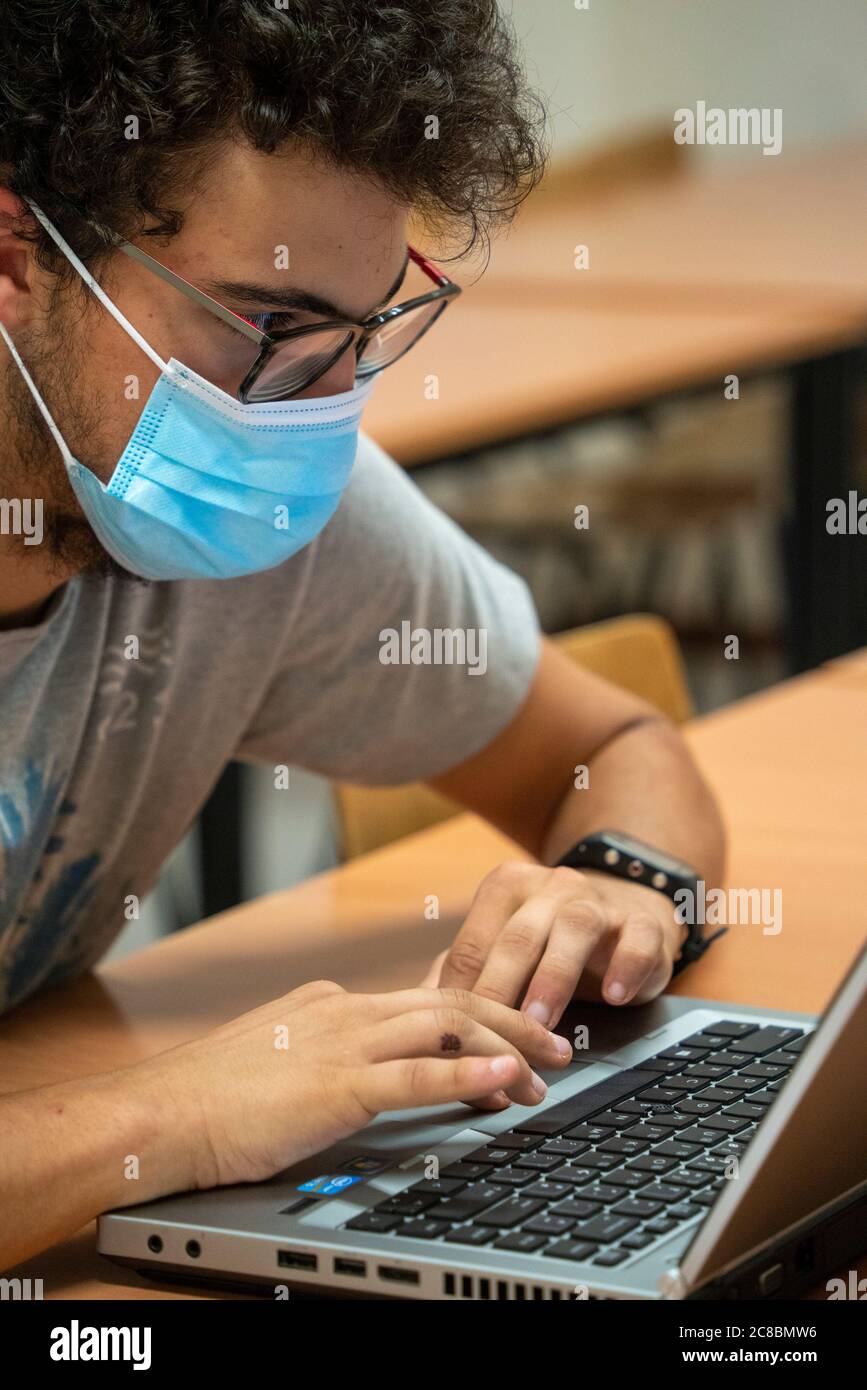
left=555, top=830, right=727, bottom=975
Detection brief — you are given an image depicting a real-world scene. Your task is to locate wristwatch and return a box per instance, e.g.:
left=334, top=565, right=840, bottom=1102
left=555, top=829, right=726, bottom=975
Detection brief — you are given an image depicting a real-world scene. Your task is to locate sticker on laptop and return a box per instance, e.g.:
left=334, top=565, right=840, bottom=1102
left=341, top=1155, right=391, bottom=1175
left=297, top=1174, right=366, bottom=1196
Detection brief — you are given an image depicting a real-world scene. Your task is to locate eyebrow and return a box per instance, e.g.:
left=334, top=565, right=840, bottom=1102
left=201, top=250, right=411, bottom=323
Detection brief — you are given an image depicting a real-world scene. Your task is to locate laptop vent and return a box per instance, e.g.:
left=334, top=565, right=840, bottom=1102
left=441, top=1272, right=601, bottom=1301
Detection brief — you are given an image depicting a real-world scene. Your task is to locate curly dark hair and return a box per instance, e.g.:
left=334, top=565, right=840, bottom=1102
left=0, top=0, right=547, bottom=283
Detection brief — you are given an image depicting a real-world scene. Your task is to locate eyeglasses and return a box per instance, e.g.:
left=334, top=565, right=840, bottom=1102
left=84, top=217, right=461, bottom=402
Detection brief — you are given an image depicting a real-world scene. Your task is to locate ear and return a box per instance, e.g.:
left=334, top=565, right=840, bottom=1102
left=0, top=188, right=37, bottom=332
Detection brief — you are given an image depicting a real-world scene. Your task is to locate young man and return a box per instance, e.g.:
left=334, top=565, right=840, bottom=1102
left=0, top=1, right=724, bottom=1269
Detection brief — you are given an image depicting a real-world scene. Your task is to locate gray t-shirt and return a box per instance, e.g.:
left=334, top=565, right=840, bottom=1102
left=0, top=432, right=539, bottom=1014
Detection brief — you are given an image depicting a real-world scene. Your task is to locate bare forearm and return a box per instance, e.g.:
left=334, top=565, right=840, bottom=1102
left=0, top=1060, right=196, bottom=1271
left=540, top=717, right=726, bottom=885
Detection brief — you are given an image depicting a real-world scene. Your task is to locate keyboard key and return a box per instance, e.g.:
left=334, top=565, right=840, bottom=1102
left=582, top=1181, right=629, bottom=1204
left=638, top=1182, right=689, bottom=1204
left=540, top=1137, right=591, bottom=1157
left=679, top=1124, right=725, bottom=1146
left=490, top=1165, right=535, bottom=1186
left=637, top=1086, right=682, bottom=1103
left=591, top=1110, right=639, bottom=1127
left=523, top=1214, right=575, bottom=1237
left=572, top=1150, right=622, bottom=1170
left=524, top=1180, right=572, bottom=1201
left=635, top=1059, right=685, bottom=1075
left=694, top=1190, right=720, bottom=1207
left=443, top=1224, right=495, bottom=1246
left=659, top=1046, right=712, bottom=1063
left=611, top=1197, right=663, bottom=1219
left=736, top=1026, right=804, bottom=1056
left=345, top=1211, right=403, bottom=1233
left=701, top=1114, right=750, bottom=1134
left=572, top=1214, right=638, bottom=1243
left=626, top=1154, right=679, bottom=1175
left=682, top=1062, right=733, bottom=1081
left=564, top=1123, right=615, bottom=1142
left=378, top=1193, right=440, bottom=1216
left=653, top=1140, right=701, bottom=1160
left=725, top=1101, right=766, bottom=1121
left=544, top=1239, right=598, bottom=1261
left=597, top=1168, right=652, bottom=1191
left=514, top=1151, right=565, bottom=1172
left=494, top=1230, right=547, bottom=1252
left=763, top=1049, right=798, bottom=1068
left=700, top=1021, right=759, bottom=1039
left=668, top=1168, right=711, bottom=1190
left=745, top=1088, right=778, bottom=1106
left=592, top=1248, right=630, bottom=1266
left=550, top=1197, right=603, bottom=1220
left=741, top=1063, right=787, bottom=1081
left=397, top=1218, right=449, bottom=1239
left=496, top=1131, right=542, bottom=1151
left=550, top=1164, right=597, bottom=1185
left=714, top=1050, right=752, bottom=1067
left=598, top=1136, right=650, bottom=1156
left=688, top=1155, right=732, bottom=1176
left=622, top=1230, right=656, bottom=1250
left=644, top=1216, right=678, bottom=1234
left=693, top=1085, right=741, bottom=1105
left=662, top=1076, right=702, bottom=1093
left=722, top=1074, right=766, bottom=1093
left=669, top=1202, right=703, bottom=1220
left=432, top=1183, right=510, bottom=1221
left=475, top=1196, right=547, bottom=1229
left=784, top=1033, right=811, bottom=1053
left=441, top=1161, right=492, bottom=1181
left=465, top=1146, right=512, bottom=1166
left=408, top=1177, right=466, bottom=1197
left=675, top=1098, right=722, bottom=1117
left=623, top=1123, right=670, bottom=1143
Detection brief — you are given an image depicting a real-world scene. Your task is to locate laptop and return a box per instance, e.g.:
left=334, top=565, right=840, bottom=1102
left=98, top=941, right=867, bottom=1300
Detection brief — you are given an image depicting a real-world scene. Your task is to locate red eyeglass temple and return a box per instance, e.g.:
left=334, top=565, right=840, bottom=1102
left=408, top=245, right=452, bottom=287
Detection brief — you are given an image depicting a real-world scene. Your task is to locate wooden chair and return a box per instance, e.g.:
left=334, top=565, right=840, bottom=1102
left=334, top=613, right=691, bottom=860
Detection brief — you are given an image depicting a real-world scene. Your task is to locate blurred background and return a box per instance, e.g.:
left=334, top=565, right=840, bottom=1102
left=108, top=0, right=867, bottom=959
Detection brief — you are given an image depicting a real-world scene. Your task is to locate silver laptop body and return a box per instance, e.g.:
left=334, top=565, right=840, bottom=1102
left=99, top=943, right=867, bottom=1301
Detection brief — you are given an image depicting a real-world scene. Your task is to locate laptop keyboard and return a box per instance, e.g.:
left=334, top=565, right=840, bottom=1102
left=343, top=1020, right=811, bottom=1269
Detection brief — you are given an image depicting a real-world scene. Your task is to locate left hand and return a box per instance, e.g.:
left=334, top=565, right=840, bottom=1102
left=422, top=861, right=687, bottom=1028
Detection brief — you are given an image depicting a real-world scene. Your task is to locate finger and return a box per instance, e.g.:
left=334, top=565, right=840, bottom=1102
left=470, top=868, right=601, bottom=1010
left=353, top=1054, right=526, bottom=1115
left=436, top=863, right=530, bottom=991
left=418, top=949, right=448, bottom=989
left=520, top=898, right=614, bottom=1029
left=362, top=1010, right=548, bottom=1107
left=600, top=911, right=667, bottom=1004
left=368, top=986, right=573, bottom=1069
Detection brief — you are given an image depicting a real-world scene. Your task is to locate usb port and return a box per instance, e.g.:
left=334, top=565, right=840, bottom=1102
left=334, top=1258, right=366, bottom=1277
left=277, top=1249, right=317, bottom=1271
left=378, top=1264, right=419, bottom=1285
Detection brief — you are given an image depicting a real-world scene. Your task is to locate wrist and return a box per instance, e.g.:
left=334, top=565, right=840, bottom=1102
left=107, top=1053, right=210, bottom=1205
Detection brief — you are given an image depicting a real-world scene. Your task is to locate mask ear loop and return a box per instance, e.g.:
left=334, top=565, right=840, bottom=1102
left=0, top=202, right=175, bottom=473
left=0, top=321, right=79, bottom=471
left=26, top=201, right=170, bottom=378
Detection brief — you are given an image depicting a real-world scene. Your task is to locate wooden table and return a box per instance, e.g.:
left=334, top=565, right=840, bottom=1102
left=3, top=652, right=866, bottom=1299
left=364, top=142, right=867, bottom=673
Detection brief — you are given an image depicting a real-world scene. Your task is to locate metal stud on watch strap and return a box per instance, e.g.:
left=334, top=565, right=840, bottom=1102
left=554, top=829, right=727, bottom=975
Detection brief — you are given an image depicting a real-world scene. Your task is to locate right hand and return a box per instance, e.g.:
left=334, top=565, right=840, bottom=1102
left=148, top=980, right=573, bottom=1191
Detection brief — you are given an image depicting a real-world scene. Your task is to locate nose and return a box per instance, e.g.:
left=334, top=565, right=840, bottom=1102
left=292, top=346, right=359, bottom=400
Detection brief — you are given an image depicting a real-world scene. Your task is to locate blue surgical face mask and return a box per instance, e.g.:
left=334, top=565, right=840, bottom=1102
left=0, top=205, right=374, bottom=581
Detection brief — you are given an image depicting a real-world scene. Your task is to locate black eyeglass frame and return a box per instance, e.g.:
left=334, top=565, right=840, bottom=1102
left=33, top=196, right=461, bottom=402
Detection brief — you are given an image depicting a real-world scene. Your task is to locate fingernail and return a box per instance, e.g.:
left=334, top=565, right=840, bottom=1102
left=525, top=999, right=550, bottom=1026
left=552, top=1034, right=573, bottom=1059
left=490, top=1055, right=515, bottom=1077
left=530, top=1071, right=548, bottom=1098
left=606, top=981, right=627, bottom=1002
